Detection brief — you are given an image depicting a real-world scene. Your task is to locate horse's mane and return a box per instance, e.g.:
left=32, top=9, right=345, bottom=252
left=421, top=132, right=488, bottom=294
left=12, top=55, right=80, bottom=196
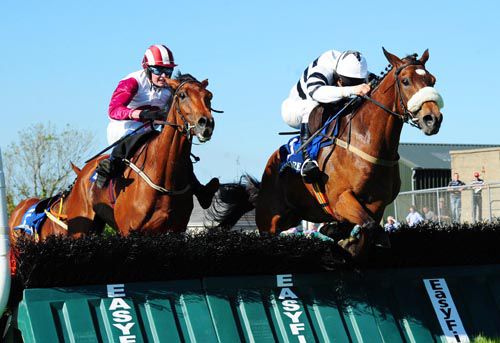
left=370, top=52, right=419, bottom=91
left=174, top=71, right=200, bottom=83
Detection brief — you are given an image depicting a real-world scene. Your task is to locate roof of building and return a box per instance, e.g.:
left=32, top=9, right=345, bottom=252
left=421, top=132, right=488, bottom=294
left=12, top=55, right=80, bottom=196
left=398, top=143, right=500, bottom=169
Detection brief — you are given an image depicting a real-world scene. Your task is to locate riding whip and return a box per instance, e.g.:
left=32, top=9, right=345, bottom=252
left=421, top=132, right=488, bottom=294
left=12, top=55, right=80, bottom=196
left=84, top=121, right=151, bottom=163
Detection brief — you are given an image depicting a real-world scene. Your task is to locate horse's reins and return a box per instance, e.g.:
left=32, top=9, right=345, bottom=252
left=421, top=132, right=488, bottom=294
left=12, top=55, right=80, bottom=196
left=298, top=61, right=429, bottom=167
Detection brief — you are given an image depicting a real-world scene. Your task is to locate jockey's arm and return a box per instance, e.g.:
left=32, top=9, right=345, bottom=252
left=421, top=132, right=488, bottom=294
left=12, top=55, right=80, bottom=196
left=310, top=84, right=370, bottom=103
left=108, top=78, right=140, bottom=120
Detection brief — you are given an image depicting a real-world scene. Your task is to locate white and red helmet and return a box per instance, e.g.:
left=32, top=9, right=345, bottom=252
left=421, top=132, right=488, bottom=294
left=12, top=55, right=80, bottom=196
left=142, top=44, right=177, bottom=69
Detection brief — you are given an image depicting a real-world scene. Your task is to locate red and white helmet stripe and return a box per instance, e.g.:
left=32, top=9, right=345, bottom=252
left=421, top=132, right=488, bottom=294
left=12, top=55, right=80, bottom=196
left=142, top=44, right=177, bottom=69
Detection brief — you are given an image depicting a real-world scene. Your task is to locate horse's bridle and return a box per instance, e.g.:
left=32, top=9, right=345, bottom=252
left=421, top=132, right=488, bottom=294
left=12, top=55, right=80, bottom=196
left=362, top=60, right=427, bottom=128
left=154, top=80, right=198, bottom=140
left=159, top=80, right=221, bottom=141
left=394, top=60, right=427, bottom=126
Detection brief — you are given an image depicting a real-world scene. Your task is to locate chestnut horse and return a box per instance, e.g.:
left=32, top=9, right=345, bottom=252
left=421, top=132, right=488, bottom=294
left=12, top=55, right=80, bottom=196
left=211, top=49, right=443, bottom=258
left=10, top=74, right=216, bottom=243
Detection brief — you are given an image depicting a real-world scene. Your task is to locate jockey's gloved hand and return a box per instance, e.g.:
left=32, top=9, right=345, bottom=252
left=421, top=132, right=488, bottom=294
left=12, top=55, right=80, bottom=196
left=139, top=109, right=167, bottom=121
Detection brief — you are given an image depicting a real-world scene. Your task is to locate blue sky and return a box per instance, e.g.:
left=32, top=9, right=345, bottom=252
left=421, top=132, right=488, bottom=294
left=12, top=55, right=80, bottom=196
left=1, top=0, right=499, bottom=183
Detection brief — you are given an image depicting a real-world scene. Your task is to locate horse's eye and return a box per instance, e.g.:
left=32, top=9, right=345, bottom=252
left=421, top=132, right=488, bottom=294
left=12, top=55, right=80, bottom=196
left=179, top=92, right=186, bottom=100
left=402, top=78, right=410, bottom=86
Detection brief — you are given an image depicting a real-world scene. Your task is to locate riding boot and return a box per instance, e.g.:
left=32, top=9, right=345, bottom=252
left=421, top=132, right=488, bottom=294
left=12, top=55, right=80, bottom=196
left=300, top=123, right=321, bottom=183
left=192, top=173, right=220, bottom=209
left=95, top=156, right=122, bottom=189
left=95, top=132, right=149, bottom=189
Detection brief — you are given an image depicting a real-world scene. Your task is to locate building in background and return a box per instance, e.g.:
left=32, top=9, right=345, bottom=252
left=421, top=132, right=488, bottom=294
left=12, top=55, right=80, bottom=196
left=385, top=143, right=500, bottom=221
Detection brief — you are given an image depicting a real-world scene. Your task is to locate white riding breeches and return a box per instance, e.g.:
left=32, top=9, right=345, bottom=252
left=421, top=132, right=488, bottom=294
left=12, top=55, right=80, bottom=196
left=106, top=119, right=152, bottom=145
left=281, top=97, right=319, bottom=129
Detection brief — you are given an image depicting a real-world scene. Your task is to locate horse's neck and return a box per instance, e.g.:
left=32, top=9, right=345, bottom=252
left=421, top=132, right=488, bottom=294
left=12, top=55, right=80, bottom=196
left=349, top=76, right=403, bottom=160
left=146, top=119, right=191, bottom=187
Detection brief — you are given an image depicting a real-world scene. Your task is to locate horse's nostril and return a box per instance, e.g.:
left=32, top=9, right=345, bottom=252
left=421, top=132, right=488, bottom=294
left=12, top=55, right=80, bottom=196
left=423, top=114, right=435, bottom=126
left=198, top=117, right=207, bottom=126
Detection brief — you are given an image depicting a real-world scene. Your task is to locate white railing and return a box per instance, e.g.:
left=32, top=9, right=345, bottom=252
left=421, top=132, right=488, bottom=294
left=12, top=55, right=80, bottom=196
left=0, top=148, right=11, bottom=314
left=391, top=182, right=500, bottom=225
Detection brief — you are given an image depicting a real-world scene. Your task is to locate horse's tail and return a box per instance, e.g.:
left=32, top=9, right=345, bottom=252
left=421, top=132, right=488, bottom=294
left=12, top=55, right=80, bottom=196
left=208, top=174, right=260, bottom=229
left=70, top=162, right=81, bottom=176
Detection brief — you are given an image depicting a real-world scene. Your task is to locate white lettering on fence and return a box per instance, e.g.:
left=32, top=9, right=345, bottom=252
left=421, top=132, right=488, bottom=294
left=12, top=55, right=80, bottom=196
left=276, top=274, right=306, bottom=342
left=423, top=278, right=469, bottom=343
left=107, top=283, right=137, bottom=342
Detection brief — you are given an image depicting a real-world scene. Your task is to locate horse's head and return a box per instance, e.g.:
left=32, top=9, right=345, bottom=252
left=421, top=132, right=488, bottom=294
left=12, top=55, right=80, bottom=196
left=165, top=74, right=215, bottom=142
left=383, top=48, right=443, bottom=135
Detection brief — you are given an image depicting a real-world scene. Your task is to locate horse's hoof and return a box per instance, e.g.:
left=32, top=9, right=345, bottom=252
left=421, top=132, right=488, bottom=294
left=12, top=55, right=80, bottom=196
left=338, top=236, right=357, bottom=249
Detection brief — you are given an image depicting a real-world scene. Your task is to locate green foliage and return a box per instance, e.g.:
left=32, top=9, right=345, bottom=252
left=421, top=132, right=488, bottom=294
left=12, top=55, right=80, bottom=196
left=103, top=224, right=117, bottom=237
left=473, top=335, right=500, bottom=343
left=4, top=122, right=96, bottom=208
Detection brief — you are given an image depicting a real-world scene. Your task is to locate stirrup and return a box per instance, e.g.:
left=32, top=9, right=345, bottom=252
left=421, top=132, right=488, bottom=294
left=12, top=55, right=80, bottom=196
left=300, top=158, right=319, bottom=176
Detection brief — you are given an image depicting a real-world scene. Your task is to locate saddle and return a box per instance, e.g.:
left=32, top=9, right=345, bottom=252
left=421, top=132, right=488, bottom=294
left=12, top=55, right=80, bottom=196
left=34, top=193, right=62, bottom=214
left=279, top=99, right=357, bottom=174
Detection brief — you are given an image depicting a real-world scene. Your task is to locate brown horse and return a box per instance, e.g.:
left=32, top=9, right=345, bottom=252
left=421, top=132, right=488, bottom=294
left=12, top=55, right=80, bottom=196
left=211, top=48, right=443, bottom=259
left=9, top=74, right=216, bottom=243
left=8, top=162, right=83, bottom=242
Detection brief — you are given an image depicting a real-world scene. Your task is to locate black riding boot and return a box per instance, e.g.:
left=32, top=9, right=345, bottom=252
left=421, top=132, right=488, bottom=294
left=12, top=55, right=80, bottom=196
left=300, top=123, right=321, bottom=183
left=191, top=172, right=220, bottom=209
left=95, top=131, right=154, bottom=189
left=95, top=156, right=123, bottom=189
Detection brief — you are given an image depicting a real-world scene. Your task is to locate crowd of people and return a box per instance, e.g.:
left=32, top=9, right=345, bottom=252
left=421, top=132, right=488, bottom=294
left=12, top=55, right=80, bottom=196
left=384, top=171, right=486, bottom=232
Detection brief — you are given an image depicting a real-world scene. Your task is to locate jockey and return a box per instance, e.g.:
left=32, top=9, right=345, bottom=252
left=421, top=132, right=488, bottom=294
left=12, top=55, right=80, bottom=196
left=95, top=44, right=219, bottom=209
left=281, top=50, right=371, bottom=182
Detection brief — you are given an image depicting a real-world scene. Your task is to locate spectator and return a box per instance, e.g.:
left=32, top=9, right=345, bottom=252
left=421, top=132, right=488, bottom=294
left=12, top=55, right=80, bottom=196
left=448, top=172, right=465, bottom=222
left=471, top=171, right=484, bottom=222
left=422, top=206, right=437, bottom=223
left=384, top=216, right=400, bottom=232
left=437, top=197, right=451, bottom=223
left=406, top=206, right=424, bottom=227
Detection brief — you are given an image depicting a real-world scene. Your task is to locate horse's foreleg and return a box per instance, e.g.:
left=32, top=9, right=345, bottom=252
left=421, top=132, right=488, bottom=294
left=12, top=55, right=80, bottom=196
left=334, top=190, right=389, bottom=258
left=335, top=190, right=374, bottom=225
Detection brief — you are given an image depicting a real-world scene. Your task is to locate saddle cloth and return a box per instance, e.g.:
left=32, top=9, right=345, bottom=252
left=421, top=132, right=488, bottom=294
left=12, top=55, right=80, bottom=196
left=279, top=114, right=340, bottom=174
left=14, top=203, right=47, bottom=236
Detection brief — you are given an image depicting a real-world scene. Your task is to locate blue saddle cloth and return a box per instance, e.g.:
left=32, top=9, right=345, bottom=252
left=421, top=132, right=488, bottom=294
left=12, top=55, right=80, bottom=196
left=279, top=114, right=340, bottom=174
left=14, top=203, right=48, bottom=236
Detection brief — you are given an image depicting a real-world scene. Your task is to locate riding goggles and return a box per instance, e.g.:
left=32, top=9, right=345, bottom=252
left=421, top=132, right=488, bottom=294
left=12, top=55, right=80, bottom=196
left=149, top=66, right=174, bottom=77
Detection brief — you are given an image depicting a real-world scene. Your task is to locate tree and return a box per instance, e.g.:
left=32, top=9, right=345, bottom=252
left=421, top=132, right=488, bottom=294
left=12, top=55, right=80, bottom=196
left=4, top=122, right=97, bottom=210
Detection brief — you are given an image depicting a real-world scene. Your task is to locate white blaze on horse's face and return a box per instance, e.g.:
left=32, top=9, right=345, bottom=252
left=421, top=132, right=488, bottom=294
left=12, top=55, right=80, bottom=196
left=398, top=64, right=443, bottom=136
left=408, top=67, right=444, bottom=136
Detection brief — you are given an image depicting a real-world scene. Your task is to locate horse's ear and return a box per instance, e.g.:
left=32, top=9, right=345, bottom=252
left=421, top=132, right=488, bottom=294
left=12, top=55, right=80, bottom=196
left=165, top=78, right=180, bottom=90
left=201, top=79, right=209, bottom=88
left=382, top=47, right=403, bottom=68
left=419, top=49, right=430, bottom=65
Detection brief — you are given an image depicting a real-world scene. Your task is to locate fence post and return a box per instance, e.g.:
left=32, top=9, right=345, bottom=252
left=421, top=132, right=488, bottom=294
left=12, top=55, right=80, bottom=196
left=488, top=183, right=492, bottom=222
left=394, top=199, right=398, bottom=222
left=0, top=147, right=11, bottom=314
left=436, top=189, right=441, bottom=225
